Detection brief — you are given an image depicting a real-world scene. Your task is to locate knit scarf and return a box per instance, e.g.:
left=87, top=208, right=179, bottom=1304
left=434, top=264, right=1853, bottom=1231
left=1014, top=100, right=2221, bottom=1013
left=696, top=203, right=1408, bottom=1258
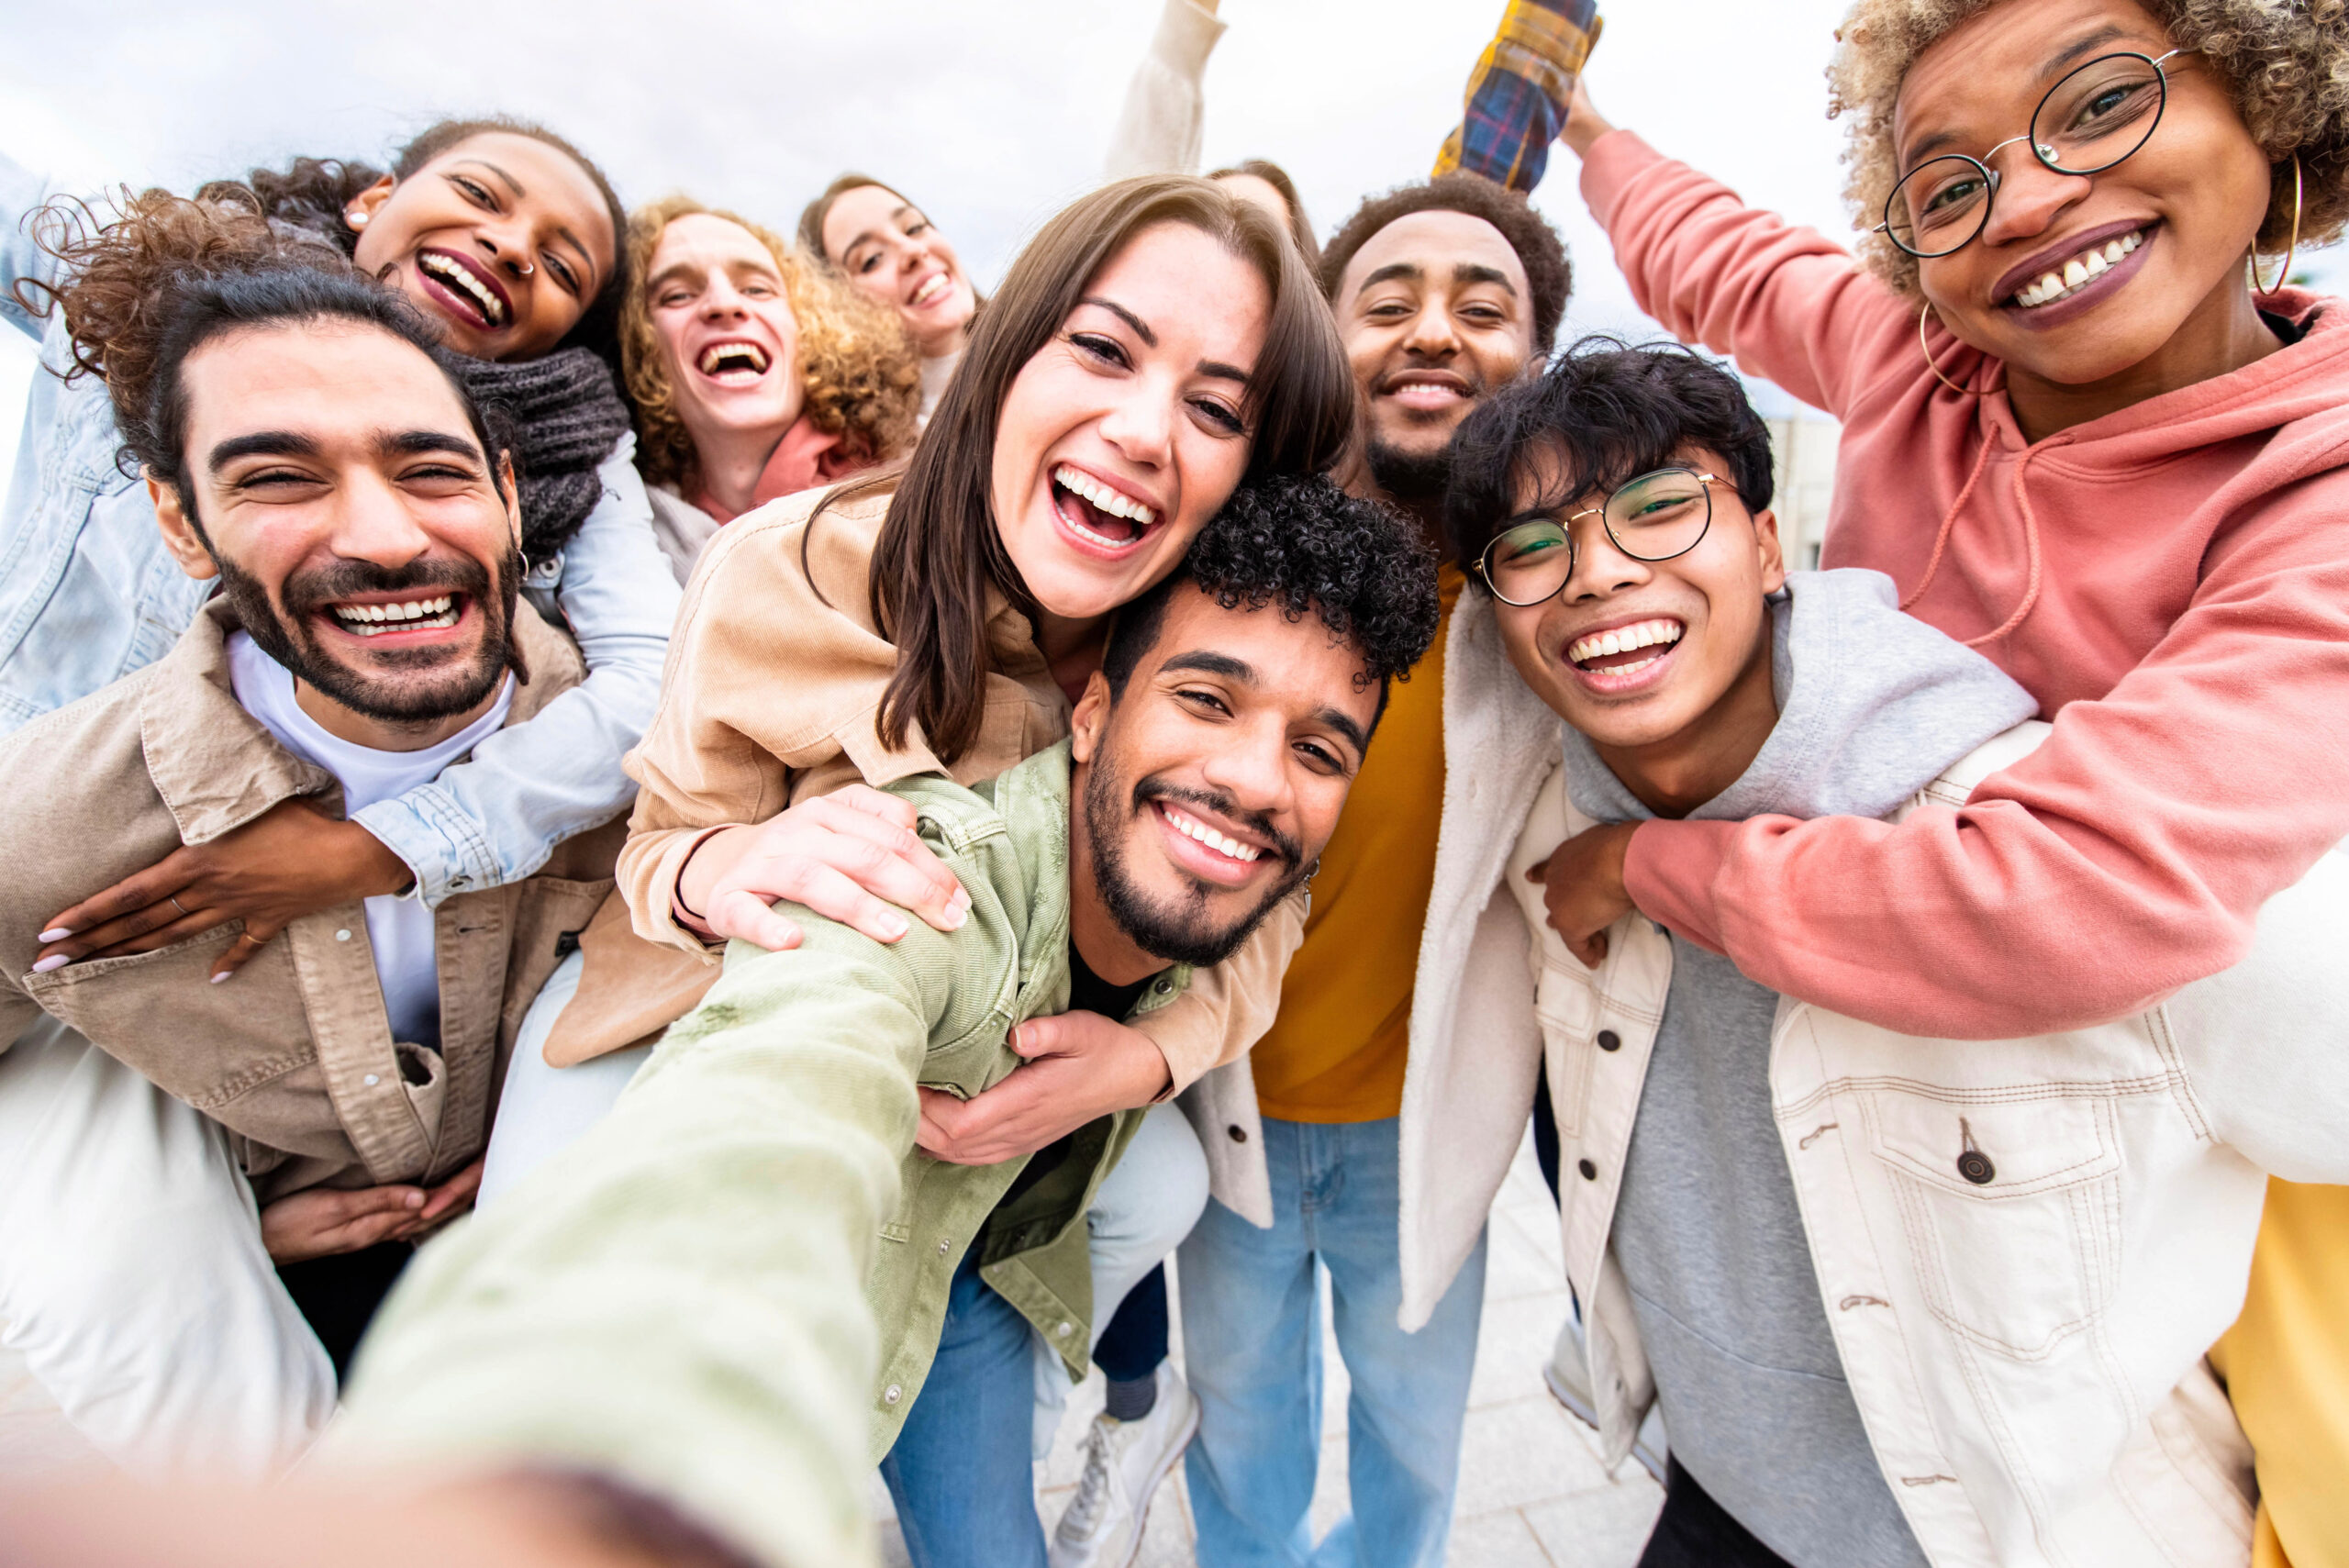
left=453, top=348, right=634, bottom=562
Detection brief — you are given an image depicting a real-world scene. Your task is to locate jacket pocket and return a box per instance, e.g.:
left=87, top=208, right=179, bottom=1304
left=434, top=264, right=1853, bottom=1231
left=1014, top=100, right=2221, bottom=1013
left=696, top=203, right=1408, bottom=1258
left=1864, top=1089, right=2121, bottom=1360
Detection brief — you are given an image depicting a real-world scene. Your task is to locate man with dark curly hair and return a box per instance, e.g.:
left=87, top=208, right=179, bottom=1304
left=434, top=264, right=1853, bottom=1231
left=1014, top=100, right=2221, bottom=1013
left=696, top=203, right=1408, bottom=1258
left=1171, top=175, right=1570, bottom=1568
left=323, top=475, right=1439, bottom=1568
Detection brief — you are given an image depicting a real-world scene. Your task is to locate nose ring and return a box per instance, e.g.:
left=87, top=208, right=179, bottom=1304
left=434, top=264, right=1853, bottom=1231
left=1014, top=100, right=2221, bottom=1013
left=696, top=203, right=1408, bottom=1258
left=516, top=260, right=535, bottom=277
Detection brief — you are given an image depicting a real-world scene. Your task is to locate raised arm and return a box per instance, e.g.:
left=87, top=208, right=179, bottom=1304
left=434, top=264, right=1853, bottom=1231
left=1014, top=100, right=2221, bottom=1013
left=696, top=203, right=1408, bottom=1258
left=1621, top=467, right=2349, bottom=1037
left=1431, top=0, right=1603, bottom=195
left=1103, top=0, right=1228, bottom=181
left=0, top=150, right=64, bottom=343
left=355, top=435, right=678, bottom=903
left=1566, top=92, right=1917, bottom=418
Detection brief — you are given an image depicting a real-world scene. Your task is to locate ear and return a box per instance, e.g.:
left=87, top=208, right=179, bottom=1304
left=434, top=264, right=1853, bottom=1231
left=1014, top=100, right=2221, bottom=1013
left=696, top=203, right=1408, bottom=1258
left=1751, top=506, right=1788, bottom=595
left=1069, top=670, right=1113, bottom=765
left=345, top=174, right=396, bottom=232
left=148, top=472, right=219, bottom=582
left=497, top=452, right=524, bottom=552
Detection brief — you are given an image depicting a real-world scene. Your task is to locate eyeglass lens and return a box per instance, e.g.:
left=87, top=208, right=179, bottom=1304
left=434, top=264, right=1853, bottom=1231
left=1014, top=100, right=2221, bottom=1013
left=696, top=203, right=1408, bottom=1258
left=1480, top=470, right=1713, bottom=606
left=1884, top=52, right=2168, bottom=259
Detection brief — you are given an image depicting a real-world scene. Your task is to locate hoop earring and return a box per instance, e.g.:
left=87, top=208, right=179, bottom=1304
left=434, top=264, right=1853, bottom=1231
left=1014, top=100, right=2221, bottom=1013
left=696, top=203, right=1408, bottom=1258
left=2249, top=155, right=2303, bottom=295
left=1919, top=302, right=2002, bottom=397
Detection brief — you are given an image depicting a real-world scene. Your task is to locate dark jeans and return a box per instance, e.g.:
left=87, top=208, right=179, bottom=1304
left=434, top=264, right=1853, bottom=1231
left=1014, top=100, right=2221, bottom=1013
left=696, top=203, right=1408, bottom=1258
left=277, top=1240, right=411, bottom=1378
left=1094, top=1262, right=1168, bottom=1384
left=1638, top=1458, right=1794, bottom=1568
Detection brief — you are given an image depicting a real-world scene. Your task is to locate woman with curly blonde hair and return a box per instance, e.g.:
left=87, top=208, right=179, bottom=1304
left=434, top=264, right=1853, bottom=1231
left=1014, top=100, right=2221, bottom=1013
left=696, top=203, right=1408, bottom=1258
left=618, top=195, right=920, bottom=582
left=1520, top=1, right=2349, bottom=1563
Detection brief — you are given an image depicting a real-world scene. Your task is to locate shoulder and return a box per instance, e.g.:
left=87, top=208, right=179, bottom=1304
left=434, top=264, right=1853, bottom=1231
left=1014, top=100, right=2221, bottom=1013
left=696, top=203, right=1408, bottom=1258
left=679, top=483, right=892, bottom=636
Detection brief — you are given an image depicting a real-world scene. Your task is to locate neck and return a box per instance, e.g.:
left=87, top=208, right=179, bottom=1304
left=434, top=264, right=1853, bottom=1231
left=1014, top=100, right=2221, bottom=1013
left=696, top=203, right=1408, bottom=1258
left=1033, top=609, right=1110, bottom=706
left=1064, top=797, right=1165, bottom=986
left=2004, top=272, right=2284, bottom=441
left=292, top=675, right=503, bottom=754
left=921, top=330, right=966, bottom=365
left=1342, top=464, right=1454, bottom=565
left=688, top=423, right=792, bottom=519
left=1593, top=623, right=1779, bottom=818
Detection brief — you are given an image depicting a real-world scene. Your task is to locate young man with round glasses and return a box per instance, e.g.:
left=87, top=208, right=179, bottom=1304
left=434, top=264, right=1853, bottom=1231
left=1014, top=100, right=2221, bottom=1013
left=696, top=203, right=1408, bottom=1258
left=1397, top=339, right=2349, bottom=1567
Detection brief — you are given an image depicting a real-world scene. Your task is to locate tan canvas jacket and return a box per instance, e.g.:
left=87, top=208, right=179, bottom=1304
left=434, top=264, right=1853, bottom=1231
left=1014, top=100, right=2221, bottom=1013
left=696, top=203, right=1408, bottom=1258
left=0, top=599, right=620, bottom=1203
left=548, top=484, right=1303, bottom=1086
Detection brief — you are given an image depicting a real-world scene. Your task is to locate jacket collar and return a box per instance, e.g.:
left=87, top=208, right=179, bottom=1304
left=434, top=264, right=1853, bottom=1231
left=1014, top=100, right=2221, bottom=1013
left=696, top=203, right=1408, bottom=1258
left=138, top=595, right=584, bottom=845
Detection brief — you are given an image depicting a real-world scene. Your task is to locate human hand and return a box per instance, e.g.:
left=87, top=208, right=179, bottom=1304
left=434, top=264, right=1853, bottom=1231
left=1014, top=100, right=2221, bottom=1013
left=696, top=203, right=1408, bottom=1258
left=32, top=800, right=413, bottom=982
left=914, top=1009, right=1174, bottom=1165
left=1525, top=821, right=1640, bottom=968
left=260, top=1158, right=484, bottom=1263
left=1560, top=74, right=1618, bottom=160
left=674, top=786, right=970, bottom=952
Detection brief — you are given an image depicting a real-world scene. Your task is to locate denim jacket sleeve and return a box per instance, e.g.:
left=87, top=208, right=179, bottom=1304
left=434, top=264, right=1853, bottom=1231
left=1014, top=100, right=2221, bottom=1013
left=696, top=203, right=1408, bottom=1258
left=351, top=434, right=681, bottom=905
left=2, top=149, right=62, bottom=341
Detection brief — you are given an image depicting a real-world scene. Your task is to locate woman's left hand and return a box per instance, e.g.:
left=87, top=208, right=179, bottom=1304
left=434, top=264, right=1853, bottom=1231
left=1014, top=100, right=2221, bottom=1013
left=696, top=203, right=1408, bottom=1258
left=33, top=798, right=415, bottom=981
left=1526, top=821, right=1642, bottom=968
left=915, top=1011, right=1174, bottom=1165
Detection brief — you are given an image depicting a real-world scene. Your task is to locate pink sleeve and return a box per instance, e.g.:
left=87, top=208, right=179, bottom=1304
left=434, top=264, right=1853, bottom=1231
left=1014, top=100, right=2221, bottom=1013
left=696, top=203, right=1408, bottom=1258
left=1624, top=471, right=2349, bottom=1038
left=1580, top=131, right=1914, bottom=417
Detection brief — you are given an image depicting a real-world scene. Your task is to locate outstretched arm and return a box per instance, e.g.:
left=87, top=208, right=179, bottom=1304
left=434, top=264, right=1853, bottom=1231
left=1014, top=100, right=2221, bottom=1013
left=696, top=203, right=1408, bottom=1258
left=1103, top=0, right=1229, bottom=181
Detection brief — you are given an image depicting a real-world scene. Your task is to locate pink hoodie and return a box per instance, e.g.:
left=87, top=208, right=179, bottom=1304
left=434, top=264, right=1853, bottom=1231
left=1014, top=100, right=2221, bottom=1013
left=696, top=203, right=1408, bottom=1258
left=1581, top=131, right=2349, bottom=1038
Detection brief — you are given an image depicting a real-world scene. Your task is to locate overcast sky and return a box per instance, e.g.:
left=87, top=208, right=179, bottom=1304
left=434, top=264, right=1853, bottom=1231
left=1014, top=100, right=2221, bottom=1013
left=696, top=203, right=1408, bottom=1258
left=5, top=0, right=2340, bottom=474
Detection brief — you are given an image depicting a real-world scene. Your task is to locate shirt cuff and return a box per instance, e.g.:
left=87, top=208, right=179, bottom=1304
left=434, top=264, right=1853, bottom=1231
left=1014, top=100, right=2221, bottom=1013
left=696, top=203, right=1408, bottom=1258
left=1577, top=128, right=1665, bottom=232
left=1152, top=0, right=1229, bottom=78
left=352, top=788, right=502, bottom=908
left=1621, top=816, right=1737, bottom=956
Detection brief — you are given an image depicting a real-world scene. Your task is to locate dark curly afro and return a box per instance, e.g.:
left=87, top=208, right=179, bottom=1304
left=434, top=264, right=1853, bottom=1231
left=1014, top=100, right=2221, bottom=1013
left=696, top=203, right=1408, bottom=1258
left=1104, top=473, right=1441, bottom=724
left=1319, top=173, right=1572, bottom=354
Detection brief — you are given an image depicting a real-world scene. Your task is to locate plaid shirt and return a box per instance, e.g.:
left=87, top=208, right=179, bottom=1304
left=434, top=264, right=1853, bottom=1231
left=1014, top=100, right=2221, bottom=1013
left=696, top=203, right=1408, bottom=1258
left=1433, top=0, right=1603, bottom=194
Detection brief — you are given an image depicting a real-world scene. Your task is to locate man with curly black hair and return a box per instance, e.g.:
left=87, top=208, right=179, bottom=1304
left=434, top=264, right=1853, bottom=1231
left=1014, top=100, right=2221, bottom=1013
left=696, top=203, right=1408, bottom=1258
left=325, top=476, right=1438, bottom=1568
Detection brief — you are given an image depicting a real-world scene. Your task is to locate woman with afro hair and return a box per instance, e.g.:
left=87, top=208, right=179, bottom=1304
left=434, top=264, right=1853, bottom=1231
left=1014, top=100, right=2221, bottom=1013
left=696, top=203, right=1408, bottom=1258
left=1537, top=1, right=2349, bottom=1563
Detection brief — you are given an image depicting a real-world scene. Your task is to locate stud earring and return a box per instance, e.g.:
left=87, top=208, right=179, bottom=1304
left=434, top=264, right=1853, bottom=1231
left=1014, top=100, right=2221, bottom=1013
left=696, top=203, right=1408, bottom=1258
left=347, top=210, right=367, bottom=228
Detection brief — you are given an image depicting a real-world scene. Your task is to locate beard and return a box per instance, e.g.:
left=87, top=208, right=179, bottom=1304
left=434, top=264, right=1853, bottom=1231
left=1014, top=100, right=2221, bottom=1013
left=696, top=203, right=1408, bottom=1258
left=1365, top=437, right=1456, bottom=511
left=217, top=544, right=521, bottom=726
left=1082, top=759, right=1309, bottom=969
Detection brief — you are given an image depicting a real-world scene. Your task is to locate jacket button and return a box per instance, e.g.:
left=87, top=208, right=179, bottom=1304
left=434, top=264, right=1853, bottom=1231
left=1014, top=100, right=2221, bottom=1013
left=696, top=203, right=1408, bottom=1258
left=335, top=929, right=352, bottom=942
left=1596, top=1029, right=1621, bottom=1051
left=362, top=1073, right=380, bottom=1086
left=1577, top=1158, right=1598, bottom=1181
left=1056, top=1321, right=1074, bottom=1339
left=937, top=1239, right=951, bottom=1255
left=1227, top=1125, right=1248, bottom=1143
left=449, top=876, right=469, bottom=890
left=883, top=1385, right=902, bottom=1405
left=1957, top=1150, right=1996, bottom=1185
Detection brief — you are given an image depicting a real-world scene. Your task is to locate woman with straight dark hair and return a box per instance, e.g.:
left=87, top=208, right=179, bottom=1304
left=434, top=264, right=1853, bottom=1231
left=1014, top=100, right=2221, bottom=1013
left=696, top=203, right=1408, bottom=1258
left=489, top=173, right=1351, bottom=1568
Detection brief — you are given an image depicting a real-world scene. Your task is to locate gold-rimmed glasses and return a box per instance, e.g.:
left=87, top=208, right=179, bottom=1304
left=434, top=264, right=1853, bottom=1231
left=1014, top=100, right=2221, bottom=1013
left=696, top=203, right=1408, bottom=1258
left=1475, top=468, right=1720, bottom=608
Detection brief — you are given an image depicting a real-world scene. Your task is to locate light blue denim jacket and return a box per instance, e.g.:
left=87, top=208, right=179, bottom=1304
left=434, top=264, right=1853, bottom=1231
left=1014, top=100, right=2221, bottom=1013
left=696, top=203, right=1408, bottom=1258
left=0, top=152, right=680, bottom=905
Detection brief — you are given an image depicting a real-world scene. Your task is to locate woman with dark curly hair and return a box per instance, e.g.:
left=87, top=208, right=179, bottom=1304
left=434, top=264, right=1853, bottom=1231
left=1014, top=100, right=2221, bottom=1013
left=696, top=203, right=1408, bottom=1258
left=618, top=195, right=921, bottom=583
left=0, top=120, right=677, bottom=993
left=1530, top=1, right=2349, bottom=1562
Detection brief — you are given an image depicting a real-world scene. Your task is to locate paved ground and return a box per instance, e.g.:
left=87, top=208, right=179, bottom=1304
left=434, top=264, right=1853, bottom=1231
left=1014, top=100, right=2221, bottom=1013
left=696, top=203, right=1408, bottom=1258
left=881, top=1132, right=1664, bottom=1567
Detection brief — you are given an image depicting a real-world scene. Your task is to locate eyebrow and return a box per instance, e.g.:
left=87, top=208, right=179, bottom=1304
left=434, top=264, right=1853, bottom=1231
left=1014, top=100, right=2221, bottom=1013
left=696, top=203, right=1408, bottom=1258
left=1078, top=297, right=1252, bottom=386
left=207, top=428, right=484, bottom=473
left=1161, top=651, right=1372, bottom=758
left=840, top=206, right=916, bottom=261
left=1900, top=24, right=2137, bottom=170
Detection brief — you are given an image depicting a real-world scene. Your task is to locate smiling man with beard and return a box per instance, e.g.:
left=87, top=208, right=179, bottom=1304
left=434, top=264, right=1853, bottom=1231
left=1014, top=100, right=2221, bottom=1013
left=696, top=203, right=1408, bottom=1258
left=0, top=264, right=620, bottom=1481
left=323, top=474, right=1437, bottom=1568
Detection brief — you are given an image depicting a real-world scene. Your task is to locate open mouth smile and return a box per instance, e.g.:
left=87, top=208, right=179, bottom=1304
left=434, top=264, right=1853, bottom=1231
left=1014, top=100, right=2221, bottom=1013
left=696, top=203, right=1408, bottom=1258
left=1565, top=617, right=1685, bottom=687
left=324, top=594, right=465, bottom=639
left=1152, top=800, right=1272, bottom=888
left=417, top=250, right=512, bottom=330
left=1381, top=369, right=1472, bottom=414
left=1051, top=463, right=1162, bottom=554
left=696, top=339, right=772, bottom=383
left=1994, top=222, right=2155, bottom=324
left=909, top=272, right=954, bottom=309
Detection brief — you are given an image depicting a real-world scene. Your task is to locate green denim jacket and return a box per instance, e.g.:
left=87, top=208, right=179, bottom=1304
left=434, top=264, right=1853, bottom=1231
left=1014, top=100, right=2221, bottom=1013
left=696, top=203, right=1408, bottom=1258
left=335, top=742, right=1186, bottom=1564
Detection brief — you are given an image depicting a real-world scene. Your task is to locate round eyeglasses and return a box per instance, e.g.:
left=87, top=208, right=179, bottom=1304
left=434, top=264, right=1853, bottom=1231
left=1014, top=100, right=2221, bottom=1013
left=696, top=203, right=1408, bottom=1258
left=1880, top=49, right=2184, bottom=260
left=1474, top=467, right=1720, bottom=608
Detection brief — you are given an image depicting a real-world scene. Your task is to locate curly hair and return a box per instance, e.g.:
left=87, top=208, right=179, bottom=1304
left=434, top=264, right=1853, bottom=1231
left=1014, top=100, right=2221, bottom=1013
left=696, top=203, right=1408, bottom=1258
left=1102, top=474, right=1442, bottom=723
left=1319, top=172, right=1572, bottom=353
left=618, top=195, right=922, bottom=493
left=1830, top=0, right=2349, bottom=294
left=1447, top=338, right=1776, bottom=580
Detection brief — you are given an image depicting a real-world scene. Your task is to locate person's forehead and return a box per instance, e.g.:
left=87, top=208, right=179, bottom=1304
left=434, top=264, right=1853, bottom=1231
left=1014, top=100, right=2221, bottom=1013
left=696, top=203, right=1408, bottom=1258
left=1341, top=208, right=1527, bottom=298
left=1146, top=586, right=1377, bottom=722
left=181, top=324, right=474, bottom=452
left=1893, top=0, right=2165, bottom=150
left=438, top=132, right=613, bottom=245
left=823, top=185, right=914, bottom=249
left=653, top=212, right=782, bottom=278
left=1509, top=438, right=1724, bottom=508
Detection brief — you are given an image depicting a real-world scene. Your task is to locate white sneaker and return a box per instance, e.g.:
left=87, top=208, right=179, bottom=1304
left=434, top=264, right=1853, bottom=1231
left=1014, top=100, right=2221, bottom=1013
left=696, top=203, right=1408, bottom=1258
left=1049, top=1363, right=1198, bottom=1568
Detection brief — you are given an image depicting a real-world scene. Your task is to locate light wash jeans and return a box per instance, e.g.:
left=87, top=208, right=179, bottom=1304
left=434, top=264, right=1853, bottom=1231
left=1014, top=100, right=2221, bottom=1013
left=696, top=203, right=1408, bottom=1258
left=1178, top=1116, right=1487, bottom=1568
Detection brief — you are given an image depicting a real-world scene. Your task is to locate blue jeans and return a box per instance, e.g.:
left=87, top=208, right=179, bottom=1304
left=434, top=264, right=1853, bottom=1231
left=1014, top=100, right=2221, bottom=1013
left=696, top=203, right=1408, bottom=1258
left=1178, top=1116, right=1486, bottom=1568
left=881, top=1253, right=1047, bottom=1568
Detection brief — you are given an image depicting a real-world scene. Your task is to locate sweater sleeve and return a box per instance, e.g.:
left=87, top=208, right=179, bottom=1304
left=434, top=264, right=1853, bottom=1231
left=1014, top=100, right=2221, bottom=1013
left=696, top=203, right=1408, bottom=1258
left=1103, top=0, right=1227, bottom=180
left=1578, top=131, right=1918, bottom=417
left=1626, top=464, right=2349, bottom=1038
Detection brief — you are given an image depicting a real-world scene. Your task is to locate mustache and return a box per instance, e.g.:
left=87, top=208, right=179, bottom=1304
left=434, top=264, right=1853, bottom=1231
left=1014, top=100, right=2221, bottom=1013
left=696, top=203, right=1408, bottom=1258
left=278, top=555, right=494, bottom=616
left=1132, top=778, right=1302, bottom=870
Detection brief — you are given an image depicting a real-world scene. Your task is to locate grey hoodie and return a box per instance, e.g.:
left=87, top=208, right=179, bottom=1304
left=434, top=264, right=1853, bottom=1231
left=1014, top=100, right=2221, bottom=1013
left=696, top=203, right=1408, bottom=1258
left=1558, top=570, right=2035, bottom=1568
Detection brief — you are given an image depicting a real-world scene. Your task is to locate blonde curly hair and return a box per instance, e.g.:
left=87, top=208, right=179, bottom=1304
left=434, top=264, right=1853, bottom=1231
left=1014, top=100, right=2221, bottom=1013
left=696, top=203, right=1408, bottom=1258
left=1829, top=0, right=2349, bottom=294
left=619, top=194, right=922, bottom=492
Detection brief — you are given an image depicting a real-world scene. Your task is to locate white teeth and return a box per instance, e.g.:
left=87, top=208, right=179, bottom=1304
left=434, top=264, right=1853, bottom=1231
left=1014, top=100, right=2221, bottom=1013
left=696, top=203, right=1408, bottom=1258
left=2063, top=259, right=2089, bottom=287
left=2101, top=240, right=2125, bottom=263
left=1052, top=464, right=1159, bottom=528
left=910, top=273, right=952, bottom=307
left=697, top=341, right=770, bottom=375
left=331, top=595, right=455, bottom=635
left=2012, top=230, right=2144, bottom=308
left=1164, top=806, right=1262, bottom=864
left=1567, top=618, right=1684, bottom=668
left=418, top=253, right=507, bottom=326
left=2083, top=251, right=2109, bottom=277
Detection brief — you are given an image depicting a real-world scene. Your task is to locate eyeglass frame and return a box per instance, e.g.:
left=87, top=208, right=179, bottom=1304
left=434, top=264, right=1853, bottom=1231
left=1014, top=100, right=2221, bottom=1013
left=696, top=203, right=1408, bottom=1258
left=1472, top=467, right=1724, bottom=608
left=1875, top=48, right=2187, bottom=261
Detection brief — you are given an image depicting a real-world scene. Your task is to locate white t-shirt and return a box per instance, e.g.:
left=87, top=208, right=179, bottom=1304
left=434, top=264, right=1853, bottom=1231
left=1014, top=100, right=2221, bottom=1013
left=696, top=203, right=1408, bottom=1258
left=227, top=632, right=514, bottom=1049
